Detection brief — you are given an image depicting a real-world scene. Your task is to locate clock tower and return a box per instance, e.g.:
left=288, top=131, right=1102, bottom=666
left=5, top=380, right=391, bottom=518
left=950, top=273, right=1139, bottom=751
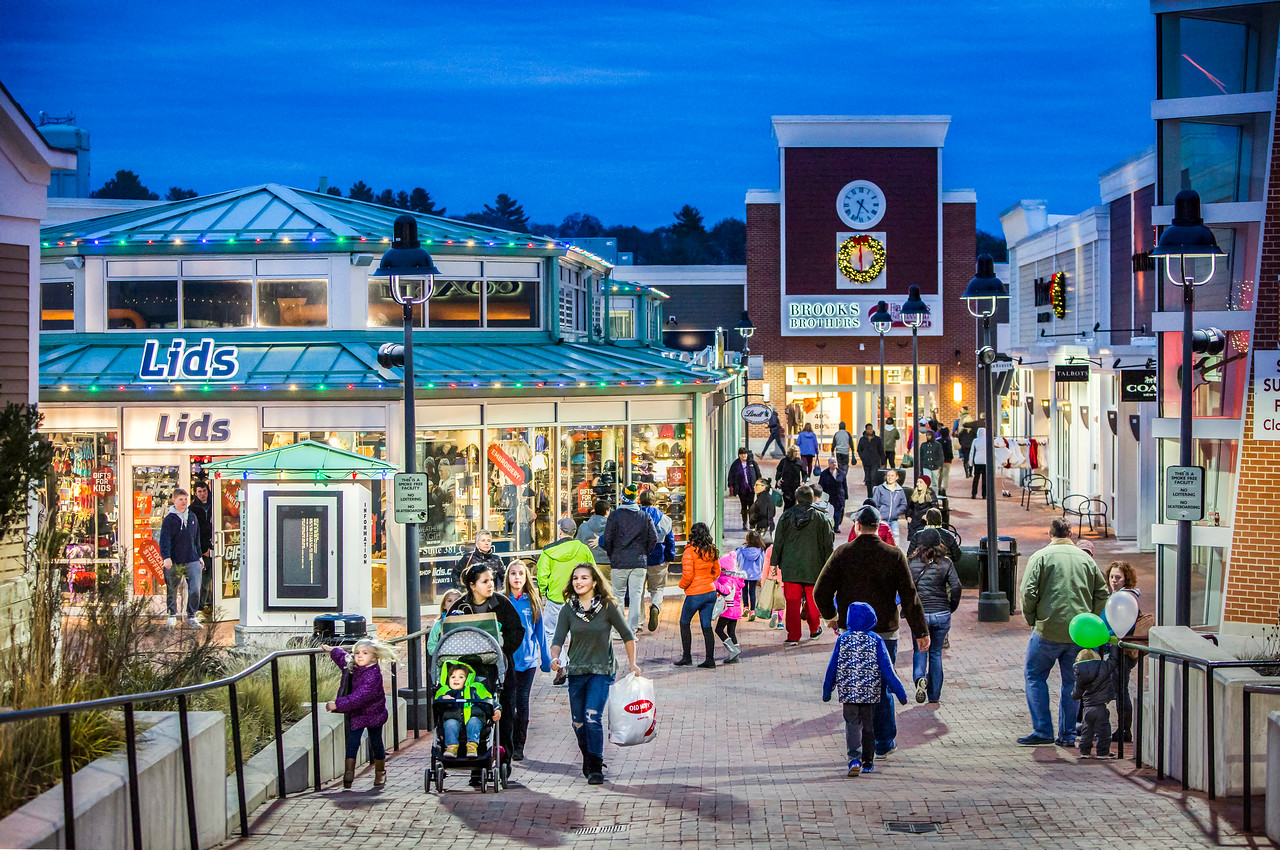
left=745, top=115, right=978, bottom=456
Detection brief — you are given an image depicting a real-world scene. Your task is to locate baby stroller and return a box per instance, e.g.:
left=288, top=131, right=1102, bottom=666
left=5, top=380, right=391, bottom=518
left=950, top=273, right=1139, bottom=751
left=425, top=625, right=509, bottom=793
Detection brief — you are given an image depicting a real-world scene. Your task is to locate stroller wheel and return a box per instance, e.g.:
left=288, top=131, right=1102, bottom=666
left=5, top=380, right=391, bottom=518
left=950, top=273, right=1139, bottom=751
left=424, top=768, right=431, bottom=793
left=499, top=761, right=510, bottom=789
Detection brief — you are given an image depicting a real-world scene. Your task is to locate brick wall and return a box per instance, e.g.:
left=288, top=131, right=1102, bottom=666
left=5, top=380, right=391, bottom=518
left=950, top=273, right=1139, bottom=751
left=1222, top=84, right=1280, bottom=625
left=743, top=198, right=977, bottom=450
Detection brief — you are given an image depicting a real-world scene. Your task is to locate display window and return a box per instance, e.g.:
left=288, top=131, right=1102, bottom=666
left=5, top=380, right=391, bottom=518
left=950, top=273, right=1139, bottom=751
left=629, top=423, right=690, bottom=543
left=131, top=464, right=177, bottom=596
left=263, top=430, right=388, bottom=606
left=786, top=364, right=939, bottom=439
left=44, top=431, right=120, bottom=598
left=559, top=425, right=624, bottom=521
left=486, top=427, right=553, bottom=553
left=416, top=427, right=481, bottom=546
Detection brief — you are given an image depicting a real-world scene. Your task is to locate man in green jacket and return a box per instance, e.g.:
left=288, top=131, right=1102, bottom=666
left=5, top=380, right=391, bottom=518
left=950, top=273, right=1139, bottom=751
left=1017, top=518, right=1108, bottom=747
left=770, top=486, right=834, bottom=647
left=536, top=517, right=596, bottom=685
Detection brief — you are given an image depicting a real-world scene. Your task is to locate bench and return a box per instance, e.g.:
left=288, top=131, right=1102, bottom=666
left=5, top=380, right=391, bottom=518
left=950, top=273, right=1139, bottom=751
left=1061, top=494, right=1109, bottom=538
left=1020, top=473, right=1054, bottom=510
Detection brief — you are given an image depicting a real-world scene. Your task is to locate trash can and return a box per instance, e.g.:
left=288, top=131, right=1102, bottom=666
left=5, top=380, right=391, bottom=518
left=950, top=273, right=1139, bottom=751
left=313, top=613, right=367, bottom=646
left=977, top=536, right=1018, bottom=614
left=937, top=495, right=950, bottom=529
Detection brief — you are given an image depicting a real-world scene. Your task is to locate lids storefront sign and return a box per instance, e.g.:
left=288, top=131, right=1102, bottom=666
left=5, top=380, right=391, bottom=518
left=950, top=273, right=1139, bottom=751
left=123, top=407, right=259, bottom=450
left=139, top=338, right=239, bottom=382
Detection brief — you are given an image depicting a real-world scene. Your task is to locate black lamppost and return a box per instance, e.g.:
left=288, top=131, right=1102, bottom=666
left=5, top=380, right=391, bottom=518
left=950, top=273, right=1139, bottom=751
left=374, top=215, right=441, bottom=724
left=962, top=254, right=1011, bottom=623
left=900, top=286, right=930, bottom=479
left=1150, top=190, right=1224, bottom=627
left=869, top=300, right=893, bottom=438
left=735, top=310, right=755, bottom=356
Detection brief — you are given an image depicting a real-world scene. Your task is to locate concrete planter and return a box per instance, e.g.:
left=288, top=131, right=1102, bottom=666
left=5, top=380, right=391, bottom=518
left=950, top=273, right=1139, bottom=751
left=0, top=711, right=226, bottom=850
left=1140, top=626, right=1280, bottom=797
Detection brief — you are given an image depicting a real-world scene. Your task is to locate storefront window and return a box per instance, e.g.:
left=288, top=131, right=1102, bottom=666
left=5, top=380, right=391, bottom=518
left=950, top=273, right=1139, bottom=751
left=786, top=364, right=939, bottom=438
left=609, top=296, right=637, bottom=339
left=485, top=280, right=540, bottom=329
left=559, top=425, right=624, bottom=522
left=427, top=280, right=482, bottom=328
left=45, top=432, right=119, bottom=597
left=263, top=431, right=388, bottom=606
left=1159, top=329, right=1250, bottom=419
left=1159, top=114, right=1267, bottom=205
left=486, top=427, right=553, bottom=553
left=1159, top=439, right=1238, bottom=527
left=41, top=281, right=74, bottom=330
left=108, top=279, right=178, bottom=329
left=1159, top=544, right=1226, bottom=629
left=131, top=464, right=178, bottom=596
left=630, top=423, right=690, bottom=543
left=182, top=279, right=253, bottom=328
left=367, top=278, right=424, bottom=328
left=258, top=279, right=328, bottom=327
left=416, top=427, right=481, bottom=546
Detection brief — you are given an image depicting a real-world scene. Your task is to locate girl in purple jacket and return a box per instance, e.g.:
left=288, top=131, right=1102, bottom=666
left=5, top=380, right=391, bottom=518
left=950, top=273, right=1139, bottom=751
left=324, top=638, right=395, bottom=789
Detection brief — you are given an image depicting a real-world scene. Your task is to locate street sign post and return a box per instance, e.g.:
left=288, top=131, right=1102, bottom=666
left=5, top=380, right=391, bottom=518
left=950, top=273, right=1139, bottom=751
left=1164, top=465, right=1205, bottom=522
left=393, top=472, right=429, bottom=523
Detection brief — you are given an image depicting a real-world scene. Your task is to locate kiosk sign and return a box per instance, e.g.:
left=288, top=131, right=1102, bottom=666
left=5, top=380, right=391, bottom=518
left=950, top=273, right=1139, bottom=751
left=393, top=472, right=429, bottom=523
left=1164, top=465, right=1205, bottom=522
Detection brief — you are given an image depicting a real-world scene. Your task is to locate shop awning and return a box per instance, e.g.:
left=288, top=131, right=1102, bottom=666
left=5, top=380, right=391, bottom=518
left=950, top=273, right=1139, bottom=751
left=39, top=333, right=729, bottom=398
left=203, top=440, right=397, bottom=479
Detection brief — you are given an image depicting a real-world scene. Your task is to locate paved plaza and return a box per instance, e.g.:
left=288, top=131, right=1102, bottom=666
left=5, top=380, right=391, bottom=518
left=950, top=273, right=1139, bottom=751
left=221, top=474, right=1255, bottom=849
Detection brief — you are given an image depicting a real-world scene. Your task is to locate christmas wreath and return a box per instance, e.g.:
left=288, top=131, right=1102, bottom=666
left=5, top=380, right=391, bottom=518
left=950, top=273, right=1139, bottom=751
left=837, top=234, right=887, bottom=284
left=1050, top=272, right=1067, bottom=319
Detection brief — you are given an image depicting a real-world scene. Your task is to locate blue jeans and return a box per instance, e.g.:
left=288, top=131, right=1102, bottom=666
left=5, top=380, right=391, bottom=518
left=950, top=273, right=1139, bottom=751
left=442, top=716, right=483, bottom=748
left=874, top=638, right=898, bottom=754
left=163, top=559, right=203, bottom=617
left=680, top=591, right=718, bottom=628
left=345, top=724, right=386, bottom=760
left=911, top=611, right=952, bottom=702
left=567, top=673, right=611, bottom=758
left=1025, top=632, right=1079, bottom=742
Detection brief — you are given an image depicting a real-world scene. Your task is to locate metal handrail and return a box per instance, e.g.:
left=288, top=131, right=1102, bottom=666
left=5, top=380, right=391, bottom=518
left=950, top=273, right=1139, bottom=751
left=0, top=626, right=429, bottom=850
left=1116, top=640, right=1280, bottom=834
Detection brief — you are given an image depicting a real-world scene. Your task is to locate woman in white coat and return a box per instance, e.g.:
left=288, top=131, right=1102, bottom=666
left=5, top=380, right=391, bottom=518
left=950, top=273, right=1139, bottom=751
left=969, top=426, right=988, bottom=499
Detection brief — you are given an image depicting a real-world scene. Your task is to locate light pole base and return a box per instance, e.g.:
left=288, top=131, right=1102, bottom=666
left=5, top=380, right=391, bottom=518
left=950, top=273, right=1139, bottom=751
left=397, top=686, right=433, bottom=732
left=976, top=591, right=1010, bottom=623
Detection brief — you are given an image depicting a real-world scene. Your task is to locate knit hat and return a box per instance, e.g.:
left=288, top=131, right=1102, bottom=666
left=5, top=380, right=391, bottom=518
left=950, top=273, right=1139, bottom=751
left=623, top=483, right=639, bottom=501
left=557, top=517, right=578, bottom=535
left=919, top=474, right=931, bottom=486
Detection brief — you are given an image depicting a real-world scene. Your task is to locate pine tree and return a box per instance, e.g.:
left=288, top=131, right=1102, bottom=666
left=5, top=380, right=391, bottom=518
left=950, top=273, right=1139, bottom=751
left=325, top=186, right=342, bottom=196
left=395, top=191, right=411, bottom=210
left=481, top=193, right=529, bottom=231
left=347, top=181, right=374, bottom=201
left=165, top=187, right=198, bottom=201
left=374, top=189, right=395, bottom=207
left=408, top=188, right=445, bottom=216
left=91, top=170, right=159, bottom=200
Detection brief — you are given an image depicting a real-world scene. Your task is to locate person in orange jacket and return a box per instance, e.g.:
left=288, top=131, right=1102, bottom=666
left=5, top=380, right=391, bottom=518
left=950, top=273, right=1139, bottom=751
left=674, top=523, right=722, bottom=669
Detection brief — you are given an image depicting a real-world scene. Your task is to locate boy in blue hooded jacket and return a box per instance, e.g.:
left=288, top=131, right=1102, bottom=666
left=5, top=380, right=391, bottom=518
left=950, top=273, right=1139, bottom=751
left=822, top=601, right=907, bottom=776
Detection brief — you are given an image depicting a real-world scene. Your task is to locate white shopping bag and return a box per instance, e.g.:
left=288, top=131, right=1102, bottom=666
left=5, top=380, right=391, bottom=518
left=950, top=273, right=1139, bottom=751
left=607, top=673, right=658, bottom=746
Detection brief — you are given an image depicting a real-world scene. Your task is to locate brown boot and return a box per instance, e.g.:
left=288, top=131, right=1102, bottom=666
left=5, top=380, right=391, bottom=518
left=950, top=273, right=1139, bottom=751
left=373, top=759, right=386, bottom=787
left=343, top=758, right=355, bottom=789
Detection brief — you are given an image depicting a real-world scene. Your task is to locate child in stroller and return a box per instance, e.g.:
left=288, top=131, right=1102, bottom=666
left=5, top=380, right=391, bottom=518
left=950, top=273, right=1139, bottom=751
left=434, top=662, right=500, bottom=758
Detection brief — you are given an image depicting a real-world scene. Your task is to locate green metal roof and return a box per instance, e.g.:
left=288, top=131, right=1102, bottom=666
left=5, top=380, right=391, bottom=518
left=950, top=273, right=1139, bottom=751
left=38, top=183, right=614, bottom=268
left=38, top=332, right=728, bottom=398
left=203, top=440, right=396, bottom=479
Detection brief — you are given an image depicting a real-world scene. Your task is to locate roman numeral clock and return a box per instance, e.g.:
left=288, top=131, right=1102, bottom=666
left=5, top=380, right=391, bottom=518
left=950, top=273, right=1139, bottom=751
left=836, top=179, right=887, bottom=286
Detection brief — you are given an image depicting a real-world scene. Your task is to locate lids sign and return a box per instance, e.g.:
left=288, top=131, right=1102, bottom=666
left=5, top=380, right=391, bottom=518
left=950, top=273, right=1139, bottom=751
left=741, top=403, right=773, bottom=425
left=139, top=338, right=239, bottom=381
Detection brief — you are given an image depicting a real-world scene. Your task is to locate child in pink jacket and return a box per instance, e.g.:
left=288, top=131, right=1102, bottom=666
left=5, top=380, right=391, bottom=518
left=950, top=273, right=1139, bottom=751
left=714, top=565, right=746, bottom=664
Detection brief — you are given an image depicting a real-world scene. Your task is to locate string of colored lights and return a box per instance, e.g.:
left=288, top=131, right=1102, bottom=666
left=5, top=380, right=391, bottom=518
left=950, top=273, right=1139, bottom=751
left=60, top=377, right=707, bottom=393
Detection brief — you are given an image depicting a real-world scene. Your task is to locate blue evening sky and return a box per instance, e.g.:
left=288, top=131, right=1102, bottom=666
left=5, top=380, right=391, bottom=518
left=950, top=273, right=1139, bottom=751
left=3, top=0, right=1154, bottom=234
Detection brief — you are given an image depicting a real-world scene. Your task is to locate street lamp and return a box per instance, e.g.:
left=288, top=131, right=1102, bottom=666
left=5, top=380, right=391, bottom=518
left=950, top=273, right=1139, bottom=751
left=373, top=214, right=441, bottom=727
left=1150, top=189, right=1224, bottom=627
left=899, top=286, right=930, bottom=479
left=869, top=300, right=893, bottom=439
left=962, top=253, right=1011, bottom=624
left=734, top=309, right=755, bottom=356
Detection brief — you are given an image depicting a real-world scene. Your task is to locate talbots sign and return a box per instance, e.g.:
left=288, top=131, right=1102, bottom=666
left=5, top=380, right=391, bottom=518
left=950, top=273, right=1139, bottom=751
left=139, top=338, right=240, bottom=382
left=123, top=407, right=259, bottom=450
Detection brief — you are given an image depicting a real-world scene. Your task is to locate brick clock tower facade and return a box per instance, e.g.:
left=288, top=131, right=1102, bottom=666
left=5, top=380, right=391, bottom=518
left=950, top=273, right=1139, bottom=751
left=745, top=116, right=978, bottom=464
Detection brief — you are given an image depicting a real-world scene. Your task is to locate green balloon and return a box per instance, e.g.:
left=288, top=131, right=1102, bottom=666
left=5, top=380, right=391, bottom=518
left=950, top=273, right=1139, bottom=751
left=1069, top=613, right=1110, bottom=649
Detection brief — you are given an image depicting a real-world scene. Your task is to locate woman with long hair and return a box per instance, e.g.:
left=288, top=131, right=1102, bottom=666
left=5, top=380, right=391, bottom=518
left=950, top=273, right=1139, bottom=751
left=449, top=561, right=525, bottom=786
left=1107, top=560, right=1146, bottom=743
left=502, top=559, right=549, bottom=761
left=907, top=529, right=961, bottom=705
left=674, top=522, right=722, bottom=669
left=550, top=562, right=640, bottom=785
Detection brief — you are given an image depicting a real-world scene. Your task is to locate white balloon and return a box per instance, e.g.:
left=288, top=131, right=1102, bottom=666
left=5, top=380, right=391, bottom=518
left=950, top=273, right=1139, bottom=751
left=1105, top=590, right=1140, bottom=637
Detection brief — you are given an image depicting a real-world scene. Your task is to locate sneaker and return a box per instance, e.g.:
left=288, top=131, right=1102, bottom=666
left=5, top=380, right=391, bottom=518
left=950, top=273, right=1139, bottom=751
left=648, top=606, right=660, bottom=632
left=846, top=759, right=861, bottom=777
left=1056, top=738, right=1077, bottom=748
left=1097, top=750, right=1113, bottom=759
left=747, top=612, right=757, bottom=622
left=861, top=761, right=875, bottom=774
left=784, top=640, right=800, bottom=648
left=768, top=612, right=779, bottom=629
left=1017, top=734, right=1054, bottom=746
left=186, top=617, right=201, bottom=628
left=553, top=670, right=568, bottom=687
left=466, top=742, right=478, bottom=757
left=915, top=677, right=928, bottom=704
left=810, top=627, right=824, bottom=639
left=444, top=744, right=458, bottom=758
left=167, top=616, right=176, bottom=628
left=942, top=635, right=950, bottom=650
left=876, top=741, right=896, bottom=758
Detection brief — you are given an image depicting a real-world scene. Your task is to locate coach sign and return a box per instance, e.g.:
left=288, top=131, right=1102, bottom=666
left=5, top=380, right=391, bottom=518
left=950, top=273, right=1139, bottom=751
left=1120, top=369, right=1158, bottom=403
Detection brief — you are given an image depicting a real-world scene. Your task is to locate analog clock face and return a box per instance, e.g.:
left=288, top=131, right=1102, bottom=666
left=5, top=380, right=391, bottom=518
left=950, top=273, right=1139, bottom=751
left=837, top=180, right=886, bottom=230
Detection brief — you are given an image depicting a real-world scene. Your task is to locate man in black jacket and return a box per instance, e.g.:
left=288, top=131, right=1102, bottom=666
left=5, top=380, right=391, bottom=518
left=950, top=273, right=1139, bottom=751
left=726, top=448, right=759, bottom=531
left=602, top=484, right=658, bottom=635
left=190, top=482, right=215, bottom=610
left=814, top=505, right=928, bottom=757
left=777, top=446, right=806, bottom=510
left=816, top=457, right=849, bottom=533
left=159, top=489, right=204, bottom=628
left=452, top=531, right=506, bottom=590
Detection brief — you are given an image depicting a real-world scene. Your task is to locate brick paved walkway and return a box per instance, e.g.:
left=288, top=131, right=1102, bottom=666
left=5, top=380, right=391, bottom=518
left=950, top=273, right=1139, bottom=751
left=221, top=463, right=1259, bottom=850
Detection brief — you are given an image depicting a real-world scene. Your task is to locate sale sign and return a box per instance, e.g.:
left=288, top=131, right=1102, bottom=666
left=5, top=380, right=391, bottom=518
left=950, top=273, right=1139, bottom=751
left=132, top=537, right=165, bottom=595
left=487, top=444, right=525, bottom=485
